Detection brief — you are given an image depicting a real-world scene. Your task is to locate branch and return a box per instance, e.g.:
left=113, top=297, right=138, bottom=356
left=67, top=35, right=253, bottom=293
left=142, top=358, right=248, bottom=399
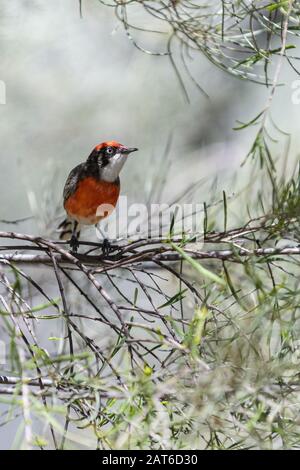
left=0, top=375, right=118, bottom=400
left=0, top=240, right=299, bottom=266
left=0, top=375, right=52, bottom=387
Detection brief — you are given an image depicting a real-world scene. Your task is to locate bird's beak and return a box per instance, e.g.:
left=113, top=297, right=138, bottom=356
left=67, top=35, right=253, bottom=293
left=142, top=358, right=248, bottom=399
left=120, top=147, right=138, bottom=155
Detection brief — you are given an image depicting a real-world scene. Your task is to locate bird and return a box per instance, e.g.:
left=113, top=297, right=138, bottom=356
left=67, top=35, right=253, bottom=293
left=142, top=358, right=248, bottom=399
left=58, top=141, right=138, bottom=253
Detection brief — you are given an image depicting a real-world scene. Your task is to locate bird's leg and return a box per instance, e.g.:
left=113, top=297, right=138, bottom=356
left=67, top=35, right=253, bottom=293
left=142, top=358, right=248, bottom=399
left=95, top=224, right=112, bottom=256
left=70, top=221, right=80, bottom=253
left=102, top=238, right=112, bottom=256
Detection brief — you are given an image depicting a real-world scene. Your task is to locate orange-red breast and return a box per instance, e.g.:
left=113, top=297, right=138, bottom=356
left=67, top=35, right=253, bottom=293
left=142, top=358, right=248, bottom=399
left=58, top=141, right=138, bottom=252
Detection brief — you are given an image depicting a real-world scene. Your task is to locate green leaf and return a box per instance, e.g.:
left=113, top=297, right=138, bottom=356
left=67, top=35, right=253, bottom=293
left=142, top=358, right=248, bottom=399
left=133, top=288, right=138, bottom=307
left=143, top=364, right=153, bottom=376
left=33, top=435, right=48, bottom=447
left=183, top=305, right=209, bottom=358
left=169, top=242, right=226, bottom=286
left=266, top=1, right=289, bottom=12
left=158, top=288, right=188, bottom=309
left=25, top=299, right=60, bottom=314
left=223, top=190, right=227, bottom=232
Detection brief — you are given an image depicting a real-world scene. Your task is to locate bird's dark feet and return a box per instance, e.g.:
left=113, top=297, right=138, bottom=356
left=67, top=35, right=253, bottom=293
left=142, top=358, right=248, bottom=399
left=102, top=238, right=112, bottom=256
left=70, top=235, right=80, bottom=253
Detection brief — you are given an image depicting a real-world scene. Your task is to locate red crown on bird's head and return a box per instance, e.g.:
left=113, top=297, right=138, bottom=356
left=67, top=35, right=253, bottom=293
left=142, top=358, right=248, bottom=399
left=94, top=141, right=123, bottom=151
left=94, top=141, right=138, bottom=154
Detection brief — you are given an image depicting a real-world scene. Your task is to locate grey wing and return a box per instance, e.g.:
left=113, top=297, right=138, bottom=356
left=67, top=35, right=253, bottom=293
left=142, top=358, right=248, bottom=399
left=63, top=163, right=85, bottom=204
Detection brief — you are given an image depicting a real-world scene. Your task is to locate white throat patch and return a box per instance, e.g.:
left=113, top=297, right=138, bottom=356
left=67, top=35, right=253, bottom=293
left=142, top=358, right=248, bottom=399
left=100, top=153, right=128, bottom=182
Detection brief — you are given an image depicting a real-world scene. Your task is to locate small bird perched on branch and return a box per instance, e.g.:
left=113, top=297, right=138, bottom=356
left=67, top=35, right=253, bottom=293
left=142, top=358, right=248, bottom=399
left=58, top=141, right=138, bottom=253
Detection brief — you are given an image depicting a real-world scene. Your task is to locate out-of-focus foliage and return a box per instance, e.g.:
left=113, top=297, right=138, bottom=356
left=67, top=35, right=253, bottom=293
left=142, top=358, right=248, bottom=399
left=101, top=0, right=300, bottom=92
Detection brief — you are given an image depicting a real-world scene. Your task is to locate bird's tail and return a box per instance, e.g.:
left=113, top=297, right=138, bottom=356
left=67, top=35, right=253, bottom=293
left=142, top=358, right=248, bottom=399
left=57, top=218, right=81, bottom=241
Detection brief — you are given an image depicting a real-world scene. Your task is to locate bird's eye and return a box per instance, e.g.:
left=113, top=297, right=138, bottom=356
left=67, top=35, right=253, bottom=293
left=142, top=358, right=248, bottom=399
left=105, top=146, right=114, bottom=156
